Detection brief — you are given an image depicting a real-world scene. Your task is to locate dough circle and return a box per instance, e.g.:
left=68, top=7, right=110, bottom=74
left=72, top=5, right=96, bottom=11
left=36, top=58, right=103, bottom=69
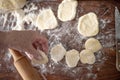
left=0, top=0, right=26, bottom=11
left=57, top=0, right=78, bottom=21
left=77, top=12, right=99, bottom=37
left=50, top=44, right=66, bottom=63
left=65, top=49, right=79, bottom=67
left=32, top=50, right=48, bottom=65
left=85, top=38, right=102, bottom=52
left=80, top=49, right=95, bottom=64
left=36, top=8, right=58, bottom=31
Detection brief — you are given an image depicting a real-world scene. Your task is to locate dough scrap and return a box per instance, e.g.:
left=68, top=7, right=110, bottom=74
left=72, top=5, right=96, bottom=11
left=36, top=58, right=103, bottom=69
left=65, top=49, right=79, bottom=67
left=85, top=38, right=102, bottom=52
left=36, top=8, right=58, bottom=31
left=80, top=49, right=95, bottom=64
left=57, top=0, right=78, bottom=21
left=77, top=12, right=99, bottom=37
left=32, top=50, right=48, bottom=65
left=0, top=0, right=26, bottom=11
left=50, top=44, right=66, bottom=63
left=10, top=0, right=26, bottom=9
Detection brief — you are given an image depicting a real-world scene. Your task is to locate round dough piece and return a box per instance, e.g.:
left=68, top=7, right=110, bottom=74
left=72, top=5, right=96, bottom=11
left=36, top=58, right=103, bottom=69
left=77, top=12, right=99, bottom=37
left=57, top=0, right=78, bottom=21
left=31, top=50, right=48, bottom=65
left=66, top=49, right=80, bottom=67
left=36, top=8, right=58, bottom=31
left=85, top=38, right=102, bottom=52
left=80, top=49, right=95, bottom=64
left=50, top=43, right=66, bottom=63
left=0, top=0, right=26, bottom=11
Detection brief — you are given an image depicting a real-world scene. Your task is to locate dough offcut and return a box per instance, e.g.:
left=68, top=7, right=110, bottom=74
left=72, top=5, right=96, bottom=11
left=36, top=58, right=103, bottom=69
left=80, top=49, right=95, bottom=64
left=50, top=44, right=66, bottom=63
left=77, top=12, right=99, bottom=37
left=57, top=0, right=78, bottom=21
left=0, top=0, right=26, bottom=11
left=36, top=8, right=58, bottom=31
left=65, top=49, right=80, bottom=67
left=85, top=38, right=102, bottom=52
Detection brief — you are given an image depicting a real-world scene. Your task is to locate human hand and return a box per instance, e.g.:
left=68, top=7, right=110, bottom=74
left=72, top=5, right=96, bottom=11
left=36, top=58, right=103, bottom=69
left=7, top=30, right=48, bottom=60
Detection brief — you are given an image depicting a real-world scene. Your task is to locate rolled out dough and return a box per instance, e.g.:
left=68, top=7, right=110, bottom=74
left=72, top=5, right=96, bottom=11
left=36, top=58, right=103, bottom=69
left=85, top=38, right=102, bottom=52
left=65, top=49, right=80, bottom=67
left=57, top=0, right=78, bottom=21
left=0, top=0, right=26, bottom=11
left=50, top=43, right=66, bottom=63
left=36, top=8, right=58, bottom=31
left=77, top=12, right=99, bottom=37
left=80, top=49, right=95, bottom=64
left=31, top=50, right=48, bottom=65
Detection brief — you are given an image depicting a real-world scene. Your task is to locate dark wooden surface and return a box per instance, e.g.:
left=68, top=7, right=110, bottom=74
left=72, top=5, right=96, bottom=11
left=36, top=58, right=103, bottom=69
left=0, top=1, right=120, bottom=80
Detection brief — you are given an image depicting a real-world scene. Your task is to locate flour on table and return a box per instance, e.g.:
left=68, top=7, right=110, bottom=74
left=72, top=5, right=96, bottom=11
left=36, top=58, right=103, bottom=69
left=65, top=49, right=79, bottom=67
left=36, top=8, right=58, bottom=31
left=57, top=0, right=78, bottom=21
left=12, top=9, right=25, bottom=30
left=77, top=12, right=99, bottom=37
left=24, top=12, right=38, bottom=25
left=50, top=43, right=66, bottom=63
left=80, top=49, right=95, bottom=64
left=31, top=50, right=48, bottom=65
left=85, top=38, right=102, bottom=52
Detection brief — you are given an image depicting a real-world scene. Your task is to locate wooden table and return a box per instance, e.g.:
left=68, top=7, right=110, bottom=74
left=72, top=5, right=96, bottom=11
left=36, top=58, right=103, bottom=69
left=0, top=0, right=120, bottom=80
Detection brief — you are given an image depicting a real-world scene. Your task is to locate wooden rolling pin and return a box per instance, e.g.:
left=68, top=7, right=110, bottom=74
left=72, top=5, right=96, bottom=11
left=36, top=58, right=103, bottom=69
left=9, top=49, right=42, bottom=80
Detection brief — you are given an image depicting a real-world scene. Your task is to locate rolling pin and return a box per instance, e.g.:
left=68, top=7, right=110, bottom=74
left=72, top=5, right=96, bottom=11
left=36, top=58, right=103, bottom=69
left=9, top=49, right=42, bottom=80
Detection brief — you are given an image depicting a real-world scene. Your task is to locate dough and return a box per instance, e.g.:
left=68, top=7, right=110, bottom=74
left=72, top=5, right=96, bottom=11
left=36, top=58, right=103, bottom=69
left=57, top=0, right=78, bottom=21
left=80, top=49, right=95, bottom=64
left=10, top=0, right=26, bottom=9
left=50, top=43, right=66, bottom=63
left=65, top=49, right=79, bottom=67
left=85, top=38, right=102, bottom=52
left=0, top=0, right=26, bottom=11
left=77, top=12, right=99, bottom=37
left=31, top=50, right=48, bottom=65
left=36, top=8, right=58, bottom=31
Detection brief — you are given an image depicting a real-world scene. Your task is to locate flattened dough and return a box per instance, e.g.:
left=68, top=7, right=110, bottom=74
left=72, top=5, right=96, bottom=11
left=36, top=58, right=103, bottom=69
left=36, top=8, right=58, bottom=31
left=77, top=12, right=99, bottom=37
left=80, top=49, right=95, bottom=64
left=0, top=0, right=26, bottom=11
left=50, top=44, right=66, bottom=63
left=32, top=50, right=48, bottom=65
left=85, top=38, right=102, bottom=52
left=57, top=0, right=78, bottom=21
left=66, top=49, right=79, bottom=67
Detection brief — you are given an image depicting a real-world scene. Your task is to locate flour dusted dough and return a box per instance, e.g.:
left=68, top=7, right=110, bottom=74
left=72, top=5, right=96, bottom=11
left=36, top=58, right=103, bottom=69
left=50, top=44, right=66, bottom=63
left=10, top=0, right=26, bottom=9
left=85, top=38, right=102, bottom=52
left=77, top=12, right=99, bottom=37
left=0, top=0, right=26, bottom=11
left=80, top=49, right=95, bottom=64
left=57, top=0, right=78, bottom=21
left=32, top=50, right=48, bottom=65
left=65, top=49, right=79, bottom=67
left=36, top=8, right=58, bottom=31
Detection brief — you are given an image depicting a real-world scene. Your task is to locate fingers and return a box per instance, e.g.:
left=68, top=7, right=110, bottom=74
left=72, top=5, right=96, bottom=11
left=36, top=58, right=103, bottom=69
left=32, top=35, right=48, bottom=54
left=25, top=45, right=43, bottom=61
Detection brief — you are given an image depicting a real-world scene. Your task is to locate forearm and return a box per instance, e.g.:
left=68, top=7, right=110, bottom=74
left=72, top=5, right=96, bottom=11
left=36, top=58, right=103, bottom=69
left=0, top=31, right=7, bottom=48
